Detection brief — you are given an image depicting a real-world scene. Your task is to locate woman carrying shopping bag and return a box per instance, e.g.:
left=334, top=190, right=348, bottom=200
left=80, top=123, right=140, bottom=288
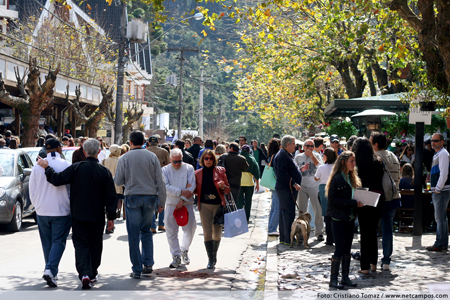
left=194, top=149, right=231, bottom=269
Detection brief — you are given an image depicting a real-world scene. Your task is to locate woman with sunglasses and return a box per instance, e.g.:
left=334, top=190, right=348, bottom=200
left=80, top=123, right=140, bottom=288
left=399, top=144, right=415, bottom=164
left=194, top=149, right=231, bottom=269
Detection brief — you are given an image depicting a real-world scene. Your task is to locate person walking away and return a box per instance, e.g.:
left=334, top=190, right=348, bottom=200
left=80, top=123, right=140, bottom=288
left=273, top=135, right=302, bottom=245
left=238, top=145, right=260, bottom=222
left=194, top=149, right=231, bottom=269
left=427, top=133, right=450, bottom=251
left=162, top=148, right=196, bottom=268
left=30, top=138, right=71, bottom=288
left=147, top=135, right=169, bottom=232
left=101, top=144, right=124, bottom=222
left=315, top=147, right=337, bottom=245
left=187, top=136, right=203, bottom=170
left=218, top=142, right=249, bottom=202
left=313, top=137, right=324, bottom=157
left=352, top=137, right=385, bottom=274
left=37, top=138, right=117, bottom=289
left=114, top=131, right=166, bottom=279
left=295, top=139, right=324, bottom=241
left=71, top=137, right=88, bottom=163
left=326, top=151, right=363, bottom=289
left=197, top=139, right=214, bottom=169
left=267, top=138, right=281, bottom=236
left=370, top=132, right=400, bottom=270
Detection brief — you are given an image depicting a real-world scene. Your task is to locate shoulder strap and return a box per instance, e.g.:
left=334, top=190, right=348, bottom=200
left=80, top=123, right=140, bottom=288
left=268, top=155, right=274, bottom=167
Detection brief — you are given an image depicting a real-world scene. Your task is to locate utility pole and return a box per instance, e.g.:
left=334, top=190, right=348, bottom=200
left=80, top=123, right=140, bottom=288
left=199, top=70, right=204, bottom=138
left=167, top=48, right=198, bottom=139
left=114, top=2, right=127, bottom=144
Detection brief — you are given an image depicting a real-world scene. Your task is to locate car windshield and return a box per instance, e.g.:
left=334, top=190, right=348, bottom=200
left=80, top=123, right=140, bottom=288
left=0, top=154, right=15, bottom=177
left=63, top=150, right=75, bottom=164
left=26, top=151, right=40, bottom=162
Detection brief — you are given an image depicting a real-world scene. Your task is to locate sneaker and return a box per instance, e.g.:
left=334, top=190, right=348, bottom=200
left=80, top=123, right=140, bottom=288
left=426, top=245, right=444, bottom=251
left=142, top=265, right=153, bottom=274
left=381, top=264, right=390, bottom=271
left=90, top=275, right=98, bottom=283
left=42, top=269, right=57, bottom=288
left=268, top=231, right=280, bottom=236
left=317, top=235, right=324, bottom=241
left=169, top=255, right=181, bottom=268
left=130, top=272, right=141, bottom=279
left=81, top=276, right=92, bottom=289
left=158, top=226, right=166, bottom=231
left=181, top=250, right=190, bottom=265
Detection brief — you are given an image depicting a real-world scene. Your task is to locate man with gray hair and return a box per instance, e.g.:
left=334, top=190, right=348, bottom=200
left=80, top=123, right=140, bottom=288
left=162, top=148, right=196, bottom=268
left=273, top=135, right=302, bottom=245
left=37, top=138, right=117, bottom=290
left=295, top=139, right=324, bottom=241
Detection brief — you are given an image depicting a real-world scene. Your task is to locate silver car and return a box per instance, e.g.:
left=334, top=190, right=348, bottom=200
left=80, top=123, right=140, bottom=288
left=0, top=149, right=34, bottom=231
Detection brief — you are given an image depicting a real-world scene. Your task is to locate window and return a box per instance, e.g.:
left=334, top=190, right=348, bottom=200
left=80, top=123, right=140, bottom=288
left=17, top=155, right=26, bottom=175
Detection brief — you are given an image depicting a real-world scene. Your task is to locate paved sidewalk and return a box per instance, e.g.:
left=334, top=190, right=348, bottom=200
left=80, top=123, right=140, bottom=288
left=259, top=190, right=450, bottom=296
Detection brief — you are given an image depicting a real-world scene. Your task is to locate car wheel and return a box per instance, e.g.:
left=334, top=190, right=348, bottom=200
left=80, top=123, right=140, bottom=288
left=7, top=201, right=22, bottom=232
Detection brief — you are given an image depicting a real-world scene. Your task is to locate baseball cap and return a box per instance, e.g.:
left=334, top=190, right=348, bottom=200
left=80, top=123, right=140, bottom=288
left=330, top=134, right=339, bottom=143
left=154, top=134, right=161, bottom=139
left=45, top=138, right=61, bottom=150
left=241, top=144, right=251, bottom=152
left=149, top=136, right=158, bottom=143
left=173, top=206, right=189, bottom=226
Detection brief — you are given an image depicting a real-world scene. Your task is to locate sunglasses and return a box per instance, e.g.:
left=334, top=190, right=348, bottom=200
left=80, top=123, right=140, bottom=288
left=431, top=139, right=442, bottom=143
left=305, top=145, right=314, bottom=148
left=204, top=157, right=215, bottom=161
left=172, top=160, right=182, bottom=164
left=331, top=141, right=339, bottom=144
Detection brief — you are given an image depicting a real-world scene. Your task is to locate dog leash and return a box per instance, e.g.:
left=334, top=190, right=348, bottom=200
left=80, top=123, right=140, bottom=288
left=289, top=178, right=300, bottom=211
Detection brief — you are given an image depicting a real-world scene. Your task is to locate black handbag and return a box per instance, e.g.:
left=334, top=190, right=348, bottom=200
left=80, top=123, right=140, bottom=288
left=213, top=206, right=226, bottom=225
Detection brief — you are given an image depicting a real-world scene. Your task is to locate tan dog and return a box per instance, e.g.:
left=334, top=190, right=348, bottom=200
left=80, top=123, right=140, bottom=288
left=290, top=211, right=312, bottom=248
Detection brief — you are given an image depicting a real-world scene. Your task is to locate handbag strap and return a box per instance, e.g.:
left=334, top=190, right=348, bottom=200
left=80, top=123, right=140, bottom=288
left=268, top=155, right=274, bottom=167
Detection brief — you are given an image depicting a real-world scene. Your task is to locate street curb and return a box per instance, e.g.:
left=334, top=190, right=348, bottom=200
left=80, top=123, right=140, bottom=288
left=265, top=236, right=278, bottom=291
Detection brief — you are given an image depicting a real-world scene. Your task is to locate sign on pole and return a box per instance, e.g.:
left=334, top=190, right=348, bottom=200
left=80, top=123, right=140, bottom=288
left=409, top=105, right=432, bottom=125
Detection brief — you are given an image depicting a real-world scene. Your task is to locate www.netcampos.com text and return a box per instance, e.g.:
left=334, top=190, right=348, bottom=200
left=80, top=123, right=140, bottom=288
left=317, top=292, right=449, bottom=299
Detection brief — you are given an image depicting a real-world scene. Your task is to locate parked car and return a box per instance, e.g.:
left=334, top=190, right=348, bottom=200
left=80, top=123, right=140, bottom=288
left=22, top=146, right=66, bottom=163
left=0, top=149, right=34, bottom=231
left=62, top=146, right=78, bottom=164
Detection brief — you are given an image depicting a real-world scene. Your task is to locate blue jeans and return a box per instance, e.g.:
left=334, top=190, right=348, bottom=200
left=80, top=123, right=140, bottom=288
left=125, top=195, right=158, bottom=273
left=36, top=215, right=71, bottom=276
left=381, top=207, right=397, bottom=265
left=268, top=190, right=279, bottom=232
left=150, top=210, right=165, bottom=229
left=432, top=190, right=450, bottom=248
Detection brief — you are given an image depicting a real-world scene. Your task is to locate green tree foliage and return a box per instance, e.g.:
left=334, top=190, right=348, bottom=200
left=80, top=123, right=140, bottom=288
left=325, top=119, right=358, bottom=140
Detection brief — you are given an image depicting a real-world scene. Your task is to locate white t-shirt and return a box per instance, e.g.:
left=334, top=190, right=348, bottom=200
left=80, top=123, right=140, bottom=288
left=315, top=163, right=334, bottom=185
left=294, top=152, right=323, bottom=188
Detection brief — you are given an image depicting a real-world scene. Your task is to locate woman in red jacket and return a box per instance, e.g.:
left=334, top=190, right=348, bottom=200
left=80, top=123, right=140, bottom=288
left=195, top=149, right=231, bottom=269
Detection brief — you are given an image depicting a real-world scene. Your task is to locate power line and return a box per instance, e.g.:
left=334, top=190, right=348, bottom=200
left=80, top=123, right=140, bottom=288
left=30, top=0, right=117, bottom=45
left=0, top=32, right=116, bottom=73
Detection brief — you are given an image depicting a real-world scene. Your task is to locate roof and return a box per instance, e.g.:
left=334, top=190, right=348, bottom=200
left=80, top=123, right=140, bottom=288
left=324, top=93, right=409, bottom=117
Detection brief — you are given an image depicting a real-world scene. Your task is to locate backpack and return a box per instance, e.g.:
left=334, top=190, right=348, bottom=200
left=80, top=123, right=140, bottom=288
left=381, top=161, right=400, bottom=201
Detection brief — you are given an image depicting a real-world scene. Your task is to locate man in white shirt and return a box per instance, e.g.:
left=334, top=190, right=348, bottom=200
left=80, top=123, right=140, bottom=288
left=29, top=138, right=71, bottom=288
left=162, top=148, right=196, bottom=268
left=295, top=139, right=324, bottom=241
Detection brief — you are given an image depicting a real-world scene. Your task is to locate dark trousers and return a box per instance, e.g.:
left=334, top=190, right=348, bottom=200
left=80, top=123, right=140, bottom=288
left=325, top=216, right=334, bottom=244
left=237, top=186, right=254, bottom=222
left=230, top=186, right=240, bottom=205
left=72, top=219, right=104, bottom=280
left=357, top=204, right=383, bottom=270
left=277, top=188, right=297, bottom=244
left=331, top=219, right=355, bottom=259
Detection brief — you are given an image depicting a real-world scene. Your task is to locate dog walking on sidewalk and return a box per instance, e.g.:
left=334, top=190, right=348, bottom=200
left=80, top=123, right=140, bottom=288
left=290, top=211, right=312, bottom=248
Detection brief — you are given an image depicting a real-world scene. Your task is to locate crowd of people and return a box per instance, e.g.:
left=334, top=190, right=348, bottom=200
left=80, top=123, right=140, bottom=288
left=24, top=128, right=450, bottom=291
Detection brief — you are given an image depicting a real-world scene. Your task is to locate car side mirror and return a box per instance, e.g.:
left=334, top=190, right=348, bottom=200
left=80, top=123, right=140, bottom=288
left=23, top=168, right=32, bottom=177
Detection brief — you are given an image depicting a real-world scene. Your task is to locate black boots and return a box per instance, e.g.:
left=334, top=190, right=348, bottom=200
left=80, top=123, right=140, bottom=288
left=341, top=255, right=357, bottom=287
left=329, top=257, right=344, bottom=289
left=204, top=241, right=214, bottom=269
left=213, top=240, right=221, bottom=265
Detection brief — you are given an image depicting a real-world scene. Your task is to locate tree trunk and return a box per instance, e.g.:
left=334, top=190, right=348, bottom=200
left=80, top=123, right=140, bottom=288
left=0, top=57, right=60, bottom=147
left=365, top=66, right=377, bottom=96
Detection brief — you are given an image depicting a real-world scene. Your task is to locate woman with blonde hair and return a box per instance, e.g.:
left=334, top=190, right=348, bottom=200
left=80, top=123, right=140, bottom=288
left=326, top=151, right=363, bottom=289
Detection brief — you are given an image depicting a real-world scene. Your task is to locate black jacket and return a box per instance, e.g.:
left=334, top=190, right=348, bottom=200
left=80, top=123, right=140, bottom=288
left=273, top=148, right=302, bottom=190
left=45, top=157, right=117, bottom=223
left=186, top=144, right=202, bottom=169
left=327, top=172, right=358, bottom=221
left=182, top=149, right=196, bottom=170
left=253, top=147, right=269, bottom=166
left=218, top=151, right=249, bottom=188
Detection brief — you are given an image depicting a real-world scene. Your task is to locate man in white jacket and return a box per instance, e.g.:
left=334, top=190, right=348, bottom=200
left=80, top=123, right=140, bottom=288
left=162, top=148, right=196, bottom=268
left=29, top=138, right=71, bottom=288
